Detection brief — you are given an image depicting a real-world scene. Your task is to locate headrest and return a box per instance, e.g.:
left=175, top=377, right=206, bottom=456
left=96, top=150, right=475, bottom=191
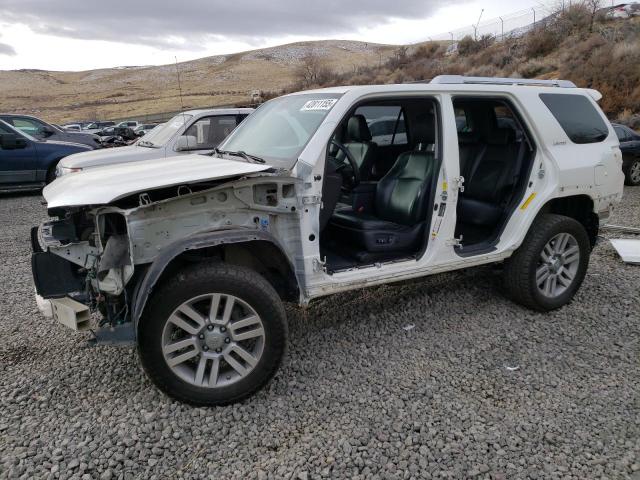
left=346, top=115, right=372, bottom=142
left=486, top=128, right=515, bottom=145
left=413, top=112, right=436, bottom=149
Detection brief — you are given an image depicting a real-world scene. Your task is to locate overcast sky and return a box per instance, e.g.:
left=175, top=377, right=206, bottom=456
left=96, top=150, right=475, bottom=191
left=0, top=0, right=548, bottom=71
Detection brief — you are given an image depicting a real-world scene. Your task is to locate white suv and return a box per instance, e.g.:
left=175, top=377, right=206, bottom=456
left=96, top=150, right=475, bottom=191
left=32, top=76, right=624, bottom=406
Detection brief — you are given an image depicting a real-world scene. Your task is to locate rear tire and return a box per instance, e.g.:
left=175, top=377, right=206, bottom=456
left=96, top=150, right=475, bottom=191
left=138, top=263, right=287, bottom=406
left=503, top=214, right=590, bottom=311
left=623, top=159, right=640, bottom=186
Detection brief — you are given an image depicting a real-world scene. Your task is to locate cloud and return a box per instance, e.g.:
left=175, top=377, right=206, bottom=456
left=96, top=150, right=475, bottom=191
left=0, top=0, right=454, bottom=49
left=0, top=42, right=16, bottom=56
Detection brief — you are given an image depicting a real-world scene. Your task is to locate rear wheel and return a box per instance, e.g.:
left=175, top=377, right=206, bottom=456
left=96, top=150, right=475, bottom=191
left=138, top=263, right=287, bottom=406
left=624, top=159, right=640, bottom=186
left=503, top=214, right=590, bottom=311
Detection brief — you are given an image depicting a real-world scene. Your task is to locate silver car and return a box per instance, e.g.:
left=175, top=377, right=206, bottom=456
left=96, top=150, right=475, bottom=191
left=56, top=108, right=253, bottom=175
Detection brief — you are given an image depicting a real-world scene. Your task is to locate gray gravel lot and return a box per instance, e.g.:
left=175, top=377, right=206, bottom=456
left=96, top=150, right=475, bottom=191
left=1, top=189, right=639, bottom=480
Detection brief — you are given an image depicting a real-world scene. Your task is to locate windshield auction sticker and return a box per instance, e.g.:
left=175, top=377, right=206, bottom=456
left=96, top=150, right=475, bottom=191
left=300, top=99, right=338, bottom=111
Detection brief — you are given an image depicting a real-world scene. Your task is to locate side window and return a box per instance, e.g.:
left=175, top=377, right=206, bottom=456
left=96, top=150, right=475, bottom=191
left=494, top=105, right=517, bottom=133
left=183, top=116, right=238, bottom=149
left=455, top=107, right=472, bottom=133
left=615, top=126, right=631, bottom=142
left=0, top=122, right=12, bottom=148
left=539, top=93, right=609, bottom=144
left=11, top=118, right=41, bottom=136
left=354, top=105, right=408, bottom=146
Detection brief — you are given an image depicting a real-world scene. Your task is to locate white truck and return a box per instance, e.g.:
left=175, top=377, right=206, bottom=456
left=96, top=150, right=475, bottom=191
left=32, top=76, right=624, bottom=406
left=55, top=108, right=253, bottom=176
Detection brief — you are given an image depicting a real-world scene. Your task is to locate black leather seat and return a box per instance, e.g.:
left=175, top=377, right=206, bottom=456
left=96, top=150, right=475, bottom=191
left=328, top=125, right=437, bottom=258
left=336, top=115, right=377, bottom=181
left=457, top=128, right=520, bottom=227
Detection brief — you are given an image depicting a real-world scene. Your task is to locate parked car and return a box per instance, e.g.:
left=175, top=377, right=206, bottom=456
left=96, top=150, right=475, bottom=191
left=32, top=76, right=623, bottom=406
left=56, top=108, right=253, bottom=175
left=0, top=119, right=91, bottom=192
left=62, top=124, right=82, bottom=132
left=613, top=123, right=640, bottom=185
left=95, top=126, right=117, bottom=137
left=0, top=114, right=101, bottom=149
left=116, top=120, right=139, bottom=129
left=605, top=3, right=640, bottom=18
left=133, top=123, right=159, bottom=137
left=83, top=121, right=116, bottom=134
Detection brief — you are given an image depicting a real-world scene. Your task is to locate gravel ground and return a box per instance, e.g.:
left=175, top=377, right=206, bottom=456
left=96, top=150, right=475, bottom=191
left=1, top=188, right=639, bottom=480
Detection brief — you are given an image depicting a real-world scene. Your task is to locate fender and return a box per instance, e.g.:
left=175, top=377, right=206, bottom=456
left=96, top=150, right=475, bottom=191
left=131, top=227, right=297, bottom=331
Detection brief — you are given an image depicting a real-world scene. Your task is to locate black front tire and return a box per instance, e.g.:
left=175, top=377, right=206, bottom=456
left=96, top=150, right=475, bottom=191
left=503, top=214, right=591, bottom=311
left=138, top=263, right=287, bottom=406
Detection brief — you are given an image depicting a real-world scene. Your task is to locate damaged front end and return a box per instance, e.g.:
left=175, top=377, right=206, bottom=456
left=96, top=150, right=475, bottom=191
left=32, top=207, right=136, bottom=344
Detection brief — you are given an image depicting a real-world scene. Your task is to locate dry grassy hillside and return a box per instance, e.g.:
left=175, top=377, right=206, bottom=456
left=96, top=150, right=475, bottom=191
left=1, top=7, right=638, bottom=127
left=0, top=40, right=397, bottom=123
left=298, top=9, right=640, bottom=127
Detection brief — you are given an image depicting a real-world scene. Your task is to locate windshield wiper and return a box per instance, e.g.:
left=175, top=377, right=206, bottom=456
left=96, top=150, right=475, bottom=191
left=213, top=148, right=265, bottom=164
left=138, top=140, right=159, bottom=148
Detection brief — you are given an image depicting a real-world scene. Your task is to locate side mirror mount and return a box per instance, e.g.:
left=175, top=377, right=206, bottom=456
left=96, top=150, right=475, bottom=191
left=0, top=133, right=28, bottom=149
left=41, top=126, right=55, bottom=137
left=175, top=135, right=198, bottom=151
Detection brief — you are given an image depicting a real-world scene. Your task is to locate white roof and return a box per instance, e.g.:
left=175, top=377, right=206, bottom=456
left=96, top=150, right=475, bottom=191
left=287, top=78, right=595, bottom=97
left=182, top=107, right=254, bottom=117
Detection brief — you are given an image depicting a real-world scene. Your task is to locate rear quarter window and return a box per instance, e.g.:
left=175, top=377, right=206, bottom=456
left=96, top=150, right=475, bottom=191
left=539, top=93, right=609, bottom=144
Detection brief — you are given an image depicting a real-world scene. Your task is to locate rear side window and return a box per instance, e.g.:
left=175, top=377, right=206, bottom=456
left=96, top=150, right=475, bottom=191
left=614, top=126, right=630, bottom=142
left=539, top=93, right=609, bottom=144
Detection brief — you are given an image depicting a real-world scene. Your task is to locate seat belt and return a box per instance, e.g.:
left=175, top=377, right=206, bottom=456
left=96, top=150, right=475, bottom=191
left=465, top=144, right=487, bottom=190
left=500, top=139, right=527, bottom=207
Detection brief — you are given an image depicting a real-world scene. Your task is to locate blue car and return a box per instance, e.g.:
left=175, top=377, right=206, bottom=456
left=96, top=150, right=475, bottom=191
left=0, top=119, right=92, bottom=192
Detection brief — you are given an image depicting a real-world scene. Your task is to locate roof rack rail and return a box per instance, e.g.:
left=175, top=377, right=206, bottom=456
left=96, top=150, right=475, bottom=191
left=430, top=75, right=576, bottom=88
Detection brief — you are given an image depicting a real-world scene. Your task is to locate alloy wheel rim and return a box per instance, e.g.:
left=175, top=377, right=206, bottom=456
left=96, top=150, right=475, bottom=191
left=162, top=293, right=265, bottom=388
left=630, top=161, right=640, bottom=183
left=536, top=232, right=580, bottom=298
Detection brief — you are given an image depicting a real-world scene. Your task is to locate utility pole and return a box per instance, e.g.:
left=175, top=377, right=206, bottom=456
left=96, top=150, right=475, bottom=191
left=474, top=8, right=485, bottom=40
left=499, top=16, right=504, bottom=40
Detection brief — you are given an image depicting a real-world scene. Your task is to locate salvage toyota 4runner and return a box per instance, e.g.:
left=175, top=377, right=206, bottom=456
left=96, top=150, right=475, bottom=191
left=32, top=76, right=624, bottom=406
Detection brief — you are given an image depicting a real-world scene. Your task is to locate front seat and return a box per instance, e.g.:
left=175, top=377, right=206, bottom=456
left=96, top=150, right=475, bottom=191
left=336, top=114, right=377, bottom=181
left=328, top=124, right=437, bottom=261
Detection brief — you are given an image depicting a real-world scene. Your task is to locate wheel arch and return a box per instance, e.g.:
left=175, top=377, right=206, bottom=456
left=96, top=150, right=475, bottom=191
left=44, top=157, right=64, bottom=183
left=131, top=229, right=299, bottom=333
left=537, top=194, right=599, bottom=247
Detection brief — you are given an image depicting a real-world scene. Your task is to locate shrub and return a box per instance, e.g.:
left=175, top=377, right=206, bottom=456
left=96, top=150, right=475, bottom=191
left=413, top=42, right=440, bottom=60
left=525, top=28, right=560, bottom=58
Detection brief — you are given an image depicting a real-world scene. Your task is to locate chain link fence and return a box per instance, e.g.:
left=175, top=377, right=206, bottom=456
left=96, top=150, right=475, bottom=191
left=428, top=1, right=583, bottom=52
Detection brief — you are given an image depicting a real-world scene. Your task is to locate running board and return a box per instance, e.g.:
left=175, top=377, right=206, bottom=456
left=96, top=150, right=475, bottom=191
left=51, top=297, right=91, bottom=331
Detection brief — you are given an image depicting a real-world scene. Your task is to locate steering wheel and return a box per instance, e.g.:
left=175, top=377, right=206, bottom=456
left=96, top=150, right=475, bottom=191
left=330, top=140, right=360, bottom=189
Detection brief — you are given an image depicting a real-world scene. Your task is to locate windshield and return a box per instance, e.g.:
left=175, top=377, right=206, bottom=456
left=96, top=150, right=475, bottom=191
left=219, top=93, right=341, bottom=165
left=139, top=114, right=192, bottom=147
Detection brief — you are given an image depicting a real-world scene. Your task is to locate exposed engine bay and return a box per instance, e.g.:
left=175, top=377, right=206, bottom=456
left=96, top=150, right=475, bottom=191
left=32, top=174, right=302, bottom=343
